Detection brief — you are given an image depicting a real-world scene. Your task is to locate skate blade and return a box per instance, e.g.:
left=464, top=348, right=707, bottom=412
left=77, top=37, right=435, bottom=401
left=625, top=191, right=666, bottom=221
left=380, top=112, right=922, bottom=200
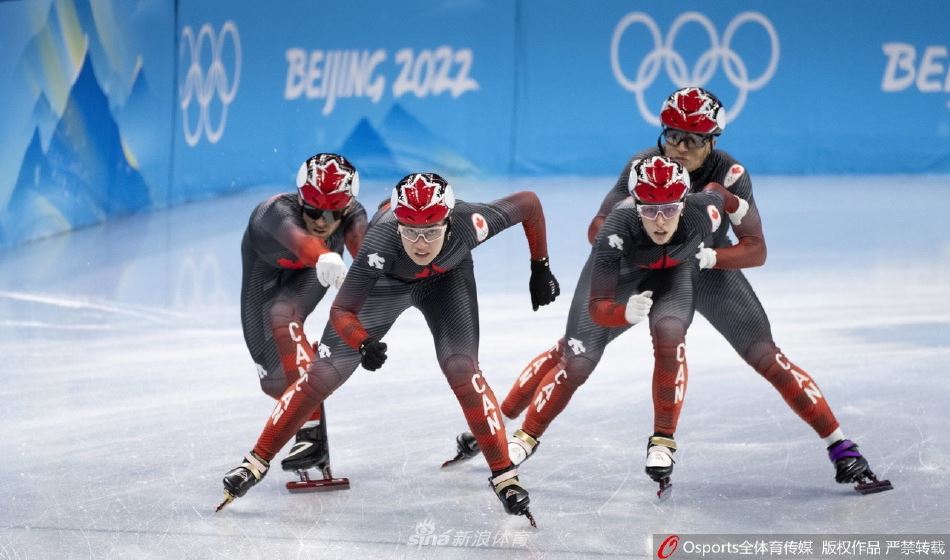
left=285, top=467, right=351, bottom=493
left=657, top=480, right=673, bottom=501
left=215, top=492, right=235, bottom=512
left=855, top=479, right=893, bottom=495
left=440, top=452, right=476, bottom=468
left=523, top=508, right=538, bottom=528
left=286, top=477, right=350, bottom=492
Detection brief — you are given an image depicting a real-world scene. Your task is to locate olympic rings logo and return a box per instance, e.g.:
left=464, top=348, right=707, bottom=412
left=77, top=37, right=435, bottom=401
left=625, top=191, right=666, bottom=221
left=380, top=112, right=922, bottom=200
left=610, top=11, right=780, bottom=126
left=179, top=21, right=242, bottom=146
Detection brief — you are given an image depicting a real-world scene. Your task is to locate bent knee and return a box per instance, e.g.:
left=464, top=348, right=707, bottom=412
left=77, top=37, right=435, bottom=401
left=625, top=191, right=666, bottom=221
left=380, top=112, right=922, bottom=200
left=303, top=362, right=345, bottom=399
left=441, top=354, right=479, bottom=387
left=652, top=317, right=686, bottom=358
left=744, top=340, right=782, bottom=372
left=562, top=355, right=597, bottom=388
left=651, top=316, right=687, bottom=342
left=260, top=375, right=287, bottom=400
left=268, top=300, right=299, bottom=327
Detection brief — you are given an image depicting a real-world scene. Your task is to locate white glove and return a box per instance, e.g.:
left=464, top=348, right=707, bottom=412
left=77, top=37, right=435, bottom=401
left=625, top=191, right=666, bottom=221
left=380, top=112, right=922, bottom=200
left=729, top=197, right=750, bottom=226
left=624, top=290, right=653, bottom=325
left=695, top=243, right=717, bottom=270
left=316, top=252, right=347, bottom=289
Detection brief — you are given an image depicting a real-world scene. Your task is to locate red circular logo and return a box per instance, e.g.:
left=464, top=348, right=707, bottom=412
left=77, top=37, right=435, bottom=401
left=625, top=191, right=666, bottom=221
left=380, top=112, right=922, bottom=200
left=657, top=535, right=680, bottom=559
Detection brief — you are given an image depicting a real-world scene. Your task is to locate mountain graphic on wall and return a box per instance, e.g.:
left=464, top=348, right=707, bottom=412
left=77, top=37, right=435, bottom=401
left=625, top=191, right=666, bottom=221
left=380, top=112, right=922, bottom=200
left=124, top=61, right=152, bottom=121
left=378, top=104, right=478, bottom=176
left=117, top=60, right=156, bottom=165
left=339, top=118, right=406, bottom=182
left=30, top=92, right=58, bottom=151
left=1, top=53, right=150, bottom=246
left=13, top=0, right=84, bottom=117
left=337, top=103, right=480, bottom=182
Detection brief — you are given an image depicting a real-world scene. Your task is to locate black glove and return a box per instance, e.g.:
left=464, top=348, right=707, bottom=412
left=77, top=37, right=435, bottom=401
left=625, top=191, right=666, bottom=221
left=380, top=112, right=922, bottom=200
left=359, top=337, right=388, bottom=371
left=528, top=257, right=560, bottom=311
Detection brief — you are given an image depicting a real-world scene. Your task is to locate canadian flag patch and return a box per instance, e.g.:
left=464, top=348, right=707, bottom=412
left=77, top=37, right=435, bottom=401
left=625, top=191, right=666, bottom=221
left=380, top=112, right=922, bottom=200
left=724, top=164, right=745, bottom=188
left=472, top=213, right=489, bottom=242
left=707, top=205, right=722, bottom=232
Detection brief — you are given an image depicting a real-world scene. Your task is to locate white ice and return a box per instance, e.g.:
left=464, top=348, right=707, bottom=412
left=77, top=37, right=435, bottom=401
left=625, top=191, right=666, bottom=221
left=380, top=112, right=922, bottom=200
left=1, top=176, right=949, bottom=559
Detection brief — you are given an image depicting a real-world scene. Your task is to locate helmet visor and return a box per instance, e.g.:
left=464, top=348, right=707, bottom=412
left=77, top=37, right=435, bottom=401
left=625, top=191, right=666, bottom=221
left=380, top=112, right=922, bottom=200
left=302, top=205, right=345, bottom=223
left=661, top=128, right=714, bottom=151
left=637, top=202, right=684, bottom=221
left=397, top=223, right=448, bottom=243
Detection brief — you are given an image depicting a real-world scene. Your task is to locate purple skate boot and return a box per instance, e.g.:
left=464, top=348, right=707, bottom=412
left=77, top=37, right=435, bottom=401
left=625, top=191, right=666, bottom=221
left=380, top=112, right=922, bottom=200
left=827, top=439, right=893, bottom=494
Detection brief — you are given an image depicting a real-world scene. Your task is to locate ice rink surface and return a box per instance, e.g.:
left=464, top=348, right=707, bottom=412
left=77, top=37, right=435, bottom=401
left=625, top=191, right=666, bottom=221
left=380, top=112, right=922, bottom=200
left=2, top=176, right=949, bottom=559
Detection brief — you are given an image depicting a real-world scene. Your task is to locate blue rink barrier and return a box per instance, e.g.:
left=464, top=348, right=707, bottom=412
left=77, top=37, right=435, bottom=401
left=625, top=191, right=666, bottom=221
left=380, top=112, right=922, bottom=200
left=1, top=0, right=948, bottom=248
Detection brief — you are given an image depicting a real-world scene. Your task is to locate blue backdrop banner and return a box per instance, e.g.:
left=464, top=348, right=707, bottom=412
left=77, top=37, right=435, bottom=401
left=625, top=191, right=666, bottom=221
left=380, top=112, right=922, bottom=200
left=1, top=0, right=947, bottom=247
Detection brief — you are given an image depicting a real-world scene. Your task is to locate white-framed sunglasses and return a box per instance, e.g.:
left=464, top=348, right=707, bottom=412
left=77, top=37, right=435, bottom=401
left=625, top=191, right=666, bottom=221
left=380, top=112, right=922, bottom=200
left=397, top=223, right=448, bottom=243
left=636, top=202, right=684, bottom=221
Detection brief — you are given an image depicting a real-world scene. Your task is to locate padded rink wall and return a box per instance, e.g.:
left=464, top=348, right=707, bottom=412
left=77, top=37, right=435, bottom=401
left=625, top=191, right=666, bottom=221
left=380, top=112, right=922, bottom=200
left=0, top=0, right=948, bottom=248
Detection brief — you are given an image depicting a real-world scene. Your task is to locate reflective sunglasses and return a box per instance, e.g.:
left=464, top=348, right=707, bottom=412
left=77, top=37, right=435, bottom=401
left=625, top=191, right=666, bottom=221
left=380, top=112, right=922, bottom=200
left=636, top=202, right=684, bottom=221
left=660, top=128, right=714, bottom=150
left=397, top=223, right=448, bottom=243
left=302, top=205, right=344, bottom=223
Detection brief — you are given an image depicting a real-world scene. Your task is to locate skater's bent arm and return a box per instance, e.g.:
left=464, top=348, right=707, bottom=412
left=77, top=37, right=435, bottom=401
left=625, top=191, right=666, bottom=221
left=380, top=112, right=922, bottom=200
left=706, top=172, right=766, bottom=269
left=713, top=201, right=765, bottom=268
left=274, top=221, right=333, bottom=267
left=587, top=212, right=633, bottom=328
left=329, top=235, right=386, bottom=349
left=475, top=192, right=551, bottom=260
left=588, top=253, right=627, bottom=327
left=588, top=160, right=635, bottom=245
left=343, top=210, right=369, bottom=259
left=329, top=273, right=377, bottom=350
left=506, top=191, right=549, bottom=260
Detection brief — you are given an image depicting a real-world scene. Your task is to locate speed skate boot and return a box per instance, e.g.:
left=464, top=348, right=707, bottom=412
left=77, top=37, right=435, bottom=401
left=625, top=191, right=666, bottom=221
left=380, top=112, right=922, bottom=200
left=645, top=435, right=676, bottom=500
left=216, top=452, right=269, bottom=511
left=281, top=421, right=350, bottom=491
left=827, top=439, right=893, bottom=494
left=508, top=429, right=540, bottom=467
left=489, top=466, right=536, bottom=527
left=441, top=431, right=481, bottom=468
left=282, top=422, right=330, bottom=471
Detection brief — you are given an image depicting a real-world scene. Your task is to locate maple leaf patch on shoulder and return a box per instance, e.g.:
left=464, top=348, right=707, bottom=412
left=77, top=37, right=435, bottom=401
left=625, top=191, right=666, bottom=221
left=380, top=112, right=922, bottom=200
left=723, top=164, right=745, bottom=188
left=707, top=205, right=722, bottom=233
left=471, top=213, right=489, bottom=242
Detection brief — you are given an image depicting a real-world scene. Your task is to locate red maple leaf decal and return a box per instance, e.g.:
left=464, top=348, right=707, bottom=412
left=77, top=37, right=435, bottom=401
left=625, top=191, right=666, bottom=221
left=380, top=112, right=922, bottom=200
left=406, top=177, right=436, bottom=209
left=645, top=158, right=674, bottom=186
left=660, top=88, right=718, bottom=134
left=474, top=216, right=485, bottom=229
left=710, top=208, right=720, bottom=220
left=731, top=165, right=742, bottom=174
left=315, top=160, right=348, bottom=193
left=677, top=88, right=705, bottom=113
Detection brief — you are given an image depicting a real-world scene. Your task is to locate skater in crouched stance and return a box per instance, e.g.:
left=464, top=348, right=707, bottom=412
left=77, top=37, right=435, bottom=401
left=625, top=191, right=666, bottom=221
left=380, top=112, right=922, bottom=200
left=450, top=156, right=739, bottom=498
left=219, top=173, right=560, bottom=524
left=237, top=153, right=366, bottom=492
left=453, top=87, right=892, bottom=496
